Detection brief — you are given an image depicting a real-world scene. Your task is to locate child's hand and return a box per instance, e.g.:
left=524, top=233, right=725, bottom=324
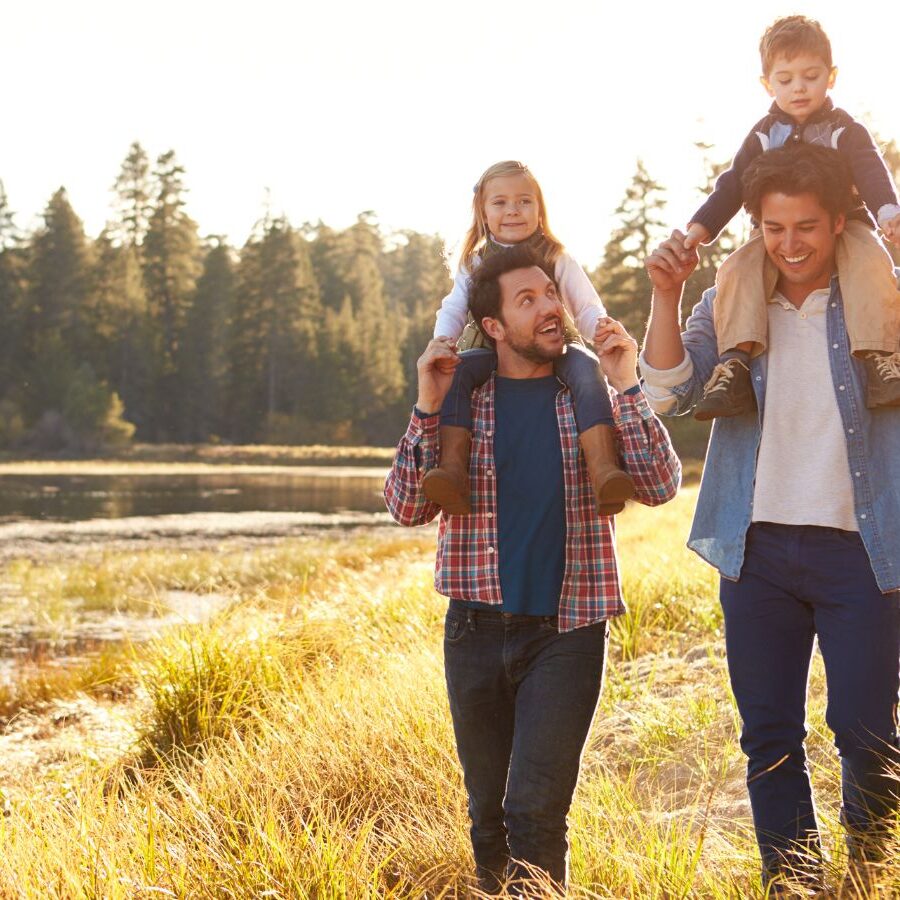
left=683, top=223, right=710, bottom=251
left=593, top=317, right=639, bottom=393
left=883, top=214, right=900, bottom=248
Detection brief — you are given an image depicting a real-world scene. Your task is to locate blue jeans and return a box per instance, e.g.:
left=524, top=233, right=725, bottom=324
left=443, top=601, right=607, bottom=893
left=440, top=344, right=614, bottom=432
left=720, top=523, right=900, bottom=885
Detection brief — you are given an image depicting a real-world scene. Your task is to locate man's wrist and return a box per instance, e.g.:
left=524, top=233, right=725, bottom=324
left=415, top=395, right=442, bottom=417
left=651, top=287, right=683, bottom=308
left=414, top=404, right=440, bottom=419
left=611, top=380, right=640, bottom=395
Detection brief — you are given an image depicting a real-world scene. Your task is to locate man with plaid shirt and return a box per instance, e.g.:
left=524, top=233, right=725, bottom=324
left=384, top=245, right=680, bottom=894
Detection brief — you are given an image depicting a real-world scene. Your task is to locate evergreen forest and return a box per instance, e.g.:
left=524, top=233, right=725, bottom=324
left=2, top=140, right=896, bottom=451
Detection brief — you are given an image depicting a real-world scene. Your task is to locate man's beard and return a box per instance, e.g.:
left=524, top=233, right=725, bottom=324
left=505, top=331, right=564, bottom=365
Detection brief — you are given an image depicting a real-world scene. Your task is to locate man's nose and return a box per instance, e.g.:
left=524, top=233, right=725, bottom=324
left=781, top=230, right=801, bottom=252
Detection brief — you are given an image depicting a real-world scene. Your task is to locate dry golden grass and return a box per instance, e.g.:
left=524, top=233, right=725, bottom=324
left=0, top=495, right=895, bottom=897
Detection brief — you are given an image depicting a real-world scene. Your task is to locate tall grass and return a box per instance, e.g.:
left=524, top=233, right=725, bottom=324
left=0, top=499, right=896, bottom=896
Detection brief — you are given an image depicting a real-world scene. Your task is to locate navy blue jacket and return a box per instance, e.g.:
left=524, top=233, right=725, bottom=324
left=691, top=99, right=899, bottom=239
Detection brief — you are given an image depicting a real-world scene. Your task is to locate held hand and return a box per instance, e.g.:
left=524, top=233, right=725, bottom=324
left=682, top=222, right=710, bottom=251
left=593, top=317, right=639, bottom=393
left=416, top=338, right=460, bottom=414
left=645, top=229, right=699, bottom=299
left=882, top=214, right=900, bottom=248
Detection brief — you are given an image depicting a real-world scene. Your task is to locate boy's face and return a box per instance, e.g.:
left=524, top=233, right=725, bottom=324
left=761, top=52, right=837, bottom=124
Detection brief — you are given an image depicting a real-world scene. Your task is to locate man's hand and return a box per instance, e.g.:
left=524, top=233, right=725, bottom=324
left=593, top=317, right=639, bottom=393
left=682, top=222, right=710, bottom=251
left=416, top=337, right=460, bottom=414
left=645, top=229, right=700, bottom=301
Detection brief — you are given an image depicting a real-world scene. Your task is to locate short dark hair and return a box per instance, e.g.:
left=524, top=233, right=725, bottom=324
left=741, top=144, right=855, bottom=224
left=759, top=15, right=832, bottom=75
left=468, top=246, right=557, bottom=345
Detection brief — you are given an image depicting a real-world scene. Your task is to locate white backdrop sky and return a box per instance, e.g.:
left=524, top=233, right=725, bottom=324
left=4, top=0, right=899, bottom=267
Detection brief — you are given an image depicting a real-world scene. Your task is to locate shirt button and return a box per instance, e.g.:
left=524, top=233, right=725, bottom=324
left=831, top=302, right=837, bottom=308
left=486, top=469, right=493, bottom=477
left=487, top=546, right=495, bottom=554
left=486, top=429, right=493, bottom=436
left=849, top=428, right=855, bottom=434
left=800, top=313, right=807, bottom=319
left=855, top=471, right=861, bottom=477
left=486, top=511, right=493, bottom=519
left=833, top=343, right=839, bottom=349
left=860, top=513, right=868, bottom=520
left=839, top=385, right=846, bottom=391
left=755, top=375, right=762, bottom=382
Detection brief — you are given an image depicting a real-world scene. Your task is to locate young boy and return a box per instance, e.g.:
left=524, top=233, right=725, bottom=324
left=682, top=15, right=900, bottom=419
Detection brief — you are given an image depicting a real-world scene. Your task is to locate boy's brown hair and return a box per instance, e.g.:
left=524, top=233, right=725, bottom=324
left=759, top=15, right=832, bottom=75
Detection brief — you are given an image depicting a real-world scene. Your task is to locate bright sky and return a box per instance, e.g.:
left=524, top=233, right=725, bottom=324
left=4, top=0, right=900, bottom=268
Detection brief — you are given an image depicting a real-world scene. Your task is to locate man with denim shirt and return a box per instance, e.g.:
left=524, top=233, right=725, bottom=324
left=385, top=245, right=680, bottom=894
left=640, top=144, right=900, bottom=892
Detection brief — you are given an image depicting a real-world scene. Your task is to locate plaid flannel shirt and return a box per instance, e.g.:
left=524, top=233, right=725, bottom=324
left=384, top=375, right=681, bottom=631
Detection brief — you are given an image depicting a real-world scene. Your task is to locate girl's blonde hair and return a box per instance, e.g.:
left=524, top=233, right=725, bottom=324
left=460, top=160, right=564, bottom=271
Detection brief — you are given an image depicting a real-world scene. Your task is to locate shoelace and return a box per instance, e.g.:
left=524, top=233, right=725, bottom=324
left=871, top=352, right=900, bottom=382
left=702, top=360, right=744, bottom=396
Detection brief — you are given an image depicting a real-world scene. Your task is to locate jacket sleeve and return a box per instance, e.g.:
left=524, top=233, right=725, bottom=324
left=555, top=252, right=607, bottom=341
left=611, top=389, right=682, bottom=507
left=383, top=410, right=442, bottom=526
left=837, top=120, right=900, bottom=226
left=689, top=128, right=765, bottom=240
left=433, top=267, right=472, bottom=340
left=638, top=288, right=721, bottom=415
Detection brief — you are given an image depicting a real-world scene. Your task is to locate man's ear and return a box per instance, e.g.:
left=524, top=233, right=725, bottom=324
left=481, top=316, right=504, bottom=343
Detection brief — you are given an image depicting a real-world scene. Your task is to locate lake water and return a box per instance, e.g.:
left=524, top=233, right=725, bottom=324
left=0, top=469, right=390, bottom=523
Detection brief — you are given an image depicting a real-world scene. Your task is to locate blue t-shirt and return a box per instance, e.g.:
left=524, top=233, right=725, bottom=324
left=460, top=374, right=566, bottom=616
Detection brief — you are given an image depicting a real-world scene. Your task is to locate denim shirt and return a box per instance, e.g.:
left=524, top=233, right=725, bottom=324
left=641, top=276, right=900, bottom=592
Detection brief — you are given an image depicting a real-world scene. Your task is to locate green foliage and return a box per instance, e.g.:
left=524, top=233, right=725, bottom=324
left=594, top=159, right=668, bottom=337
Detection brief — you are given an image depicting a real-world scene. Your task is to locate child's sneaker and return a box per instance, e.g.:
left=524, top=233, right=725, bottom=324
left=693, top=358, right=756, bottom=421
left=864, top=352, right=900, bottom=409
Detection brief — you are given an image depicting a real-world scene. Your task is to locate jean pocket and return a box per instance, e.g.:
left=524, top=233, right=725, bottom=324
left=444, top=609, right=468, bottom=644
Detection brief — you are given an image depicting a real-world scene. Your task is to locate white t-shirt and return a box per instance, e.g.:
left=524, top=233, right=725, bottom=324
left=751, top=288, right=857, bottom=531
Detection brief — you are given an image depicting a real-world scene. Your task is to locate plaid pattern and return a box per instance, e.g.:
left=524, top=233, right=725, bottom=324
left=384, top=376, right=681, bottom=631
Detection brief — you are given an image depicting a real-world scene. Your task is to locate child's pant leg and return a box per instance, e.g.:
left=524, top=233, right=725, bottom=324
left=439, top=348, right=497, bottom=430
left=554, top=343, right=614, bottom=432
left=835, top=221, right=900, bottom=355
left=714, top=230, right=778, bottom=357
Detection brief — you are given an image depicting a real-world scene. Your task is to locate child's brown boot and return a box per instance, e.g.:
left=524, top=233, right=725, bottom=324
left=422, top=425, right=472, bottom=515
left=579, top=424, right=635, bottom=515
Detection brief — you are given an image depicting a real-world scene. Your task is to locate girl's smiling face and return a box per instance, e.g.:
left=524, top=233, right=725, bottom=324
left=761, top=52, right=837, bottom=124
left=482, top=173, right=541, bottom=244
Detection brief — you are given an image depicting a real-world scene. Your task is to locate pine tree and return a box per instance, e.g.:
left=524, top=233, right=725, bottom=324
left=89, top=231, right=149, bottom=434
left=228, top=215, right=320, bottom=441
left=179, top=239, right=236, bottom=441
left=0, top=182, right=27, bottom=444
left=110, top=141, right=153, bottom=253
left=594, top=160, right=667, bottom=336
left=142, top=150, right=201, bottom=439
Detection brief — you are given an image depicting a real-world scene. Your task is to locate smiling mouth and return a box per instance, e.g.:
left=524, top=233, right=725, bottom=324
left=782, top=252, right=811, bottom=265
left=537, top=318, right=562, bottom=336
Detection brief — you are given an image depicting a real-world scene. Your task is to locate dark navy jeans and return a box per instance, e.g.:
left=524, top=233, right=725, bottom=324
left=720, top=523, right=900, bottom=885
left=440, top=343, right=614, bottom=432
left=443, top=601, right=607, bottom=894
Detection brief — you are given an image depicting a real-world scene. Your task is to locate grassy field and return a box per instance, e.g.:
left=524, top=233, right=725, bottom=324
left=0, top=488, right=895, bottom=897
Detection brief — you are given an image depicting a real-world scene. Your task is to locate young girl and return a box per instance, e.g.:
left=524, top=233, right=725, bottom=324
left=424, top=160, right=634, bottom=516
